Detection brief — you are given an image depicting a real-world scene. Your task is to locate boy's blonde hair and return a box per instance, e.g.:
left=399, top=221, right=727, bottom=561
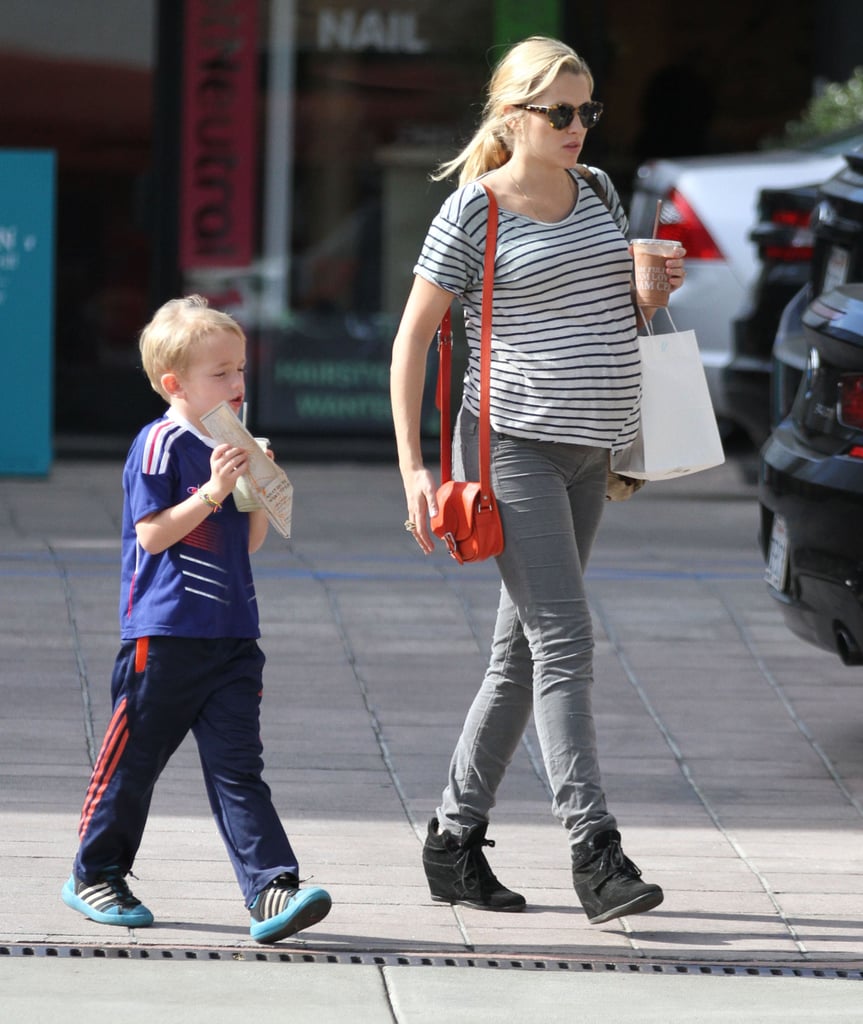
left=434, top=36, right=594, bottom=186
left=140, top=294, right=245, bottom=400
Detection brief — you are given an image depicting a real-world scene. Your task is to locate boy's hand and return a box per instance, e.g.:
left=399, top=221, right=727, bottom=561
left=136, top=443, right=254, bottom=556
left=208, top=443, right=249, bottom=502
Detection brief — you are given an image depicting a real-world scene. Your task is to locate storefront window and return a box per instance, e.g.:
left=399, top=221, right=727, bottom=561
left=2, top=1, right=826, bottom=442
left=185, top=0, right=498, bottom=437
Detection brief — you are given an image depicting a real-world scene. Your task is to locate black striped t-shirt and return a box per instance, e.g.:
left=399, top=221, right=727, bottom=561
left=414, top=167, right=640, bottom=449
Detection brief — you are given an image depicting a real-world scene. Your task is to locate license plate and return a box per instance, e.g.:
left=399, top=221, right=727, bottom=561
left=764, top=514, right=789, bottom=592
left=822, top=246, right=849, bottom=294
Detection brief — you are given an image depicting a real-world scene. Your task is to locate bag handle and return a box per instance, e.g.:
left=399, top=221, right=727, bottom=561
left=436, top=184, right=499, bottom=507
left=640, top=305, right=678, bottom=336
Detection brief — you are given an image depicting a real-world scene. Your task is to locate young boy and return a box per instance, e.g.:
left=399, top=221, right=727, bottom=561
left=61, top=295, right=331, bottom=944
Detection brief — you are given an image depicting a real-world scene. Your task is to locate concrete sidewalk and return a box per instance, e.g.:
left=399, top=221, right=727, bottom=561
left=1, top=453, right=862, bottom=1021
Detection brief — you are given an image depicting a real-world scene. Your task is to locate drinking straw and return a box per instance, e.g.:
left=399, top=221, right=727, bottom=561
left=652, top=199, right=662, bottom=239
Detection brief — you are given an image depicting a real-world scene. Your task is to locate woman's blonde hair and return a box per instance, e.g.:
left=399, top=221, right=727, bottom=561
left=434, top=36, right=594, bottom=187
left=140, top=294, right=245, bottom=400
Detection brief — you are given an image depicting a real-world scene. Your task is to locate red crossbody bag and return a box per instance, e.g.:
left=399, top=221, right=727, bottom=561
left=430, top=184, right=504, bottom=564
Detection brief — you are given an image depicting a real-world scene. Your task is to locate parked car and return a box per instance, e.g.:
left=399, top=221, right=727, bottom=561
left=727, top=182, right=819, bottom=445
left=629, top=124, right=863, bottom=440
left=760, top=285, right=863, bottom=663
left=769, top=146, right=863, bottom=429
left=759, top=147, right=863, bottom=664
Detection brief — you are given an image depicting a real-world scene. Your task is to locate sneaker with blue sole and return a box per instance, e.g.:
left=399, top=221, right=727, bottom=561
left=249, top=873, right=332, bottom=944
left=61, top=871, right=154, bottom=928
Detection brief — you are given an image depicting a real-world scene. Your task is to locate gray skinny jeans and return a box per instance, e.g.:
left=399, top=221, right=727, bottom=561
left=437, top=407, right=617, bottom=850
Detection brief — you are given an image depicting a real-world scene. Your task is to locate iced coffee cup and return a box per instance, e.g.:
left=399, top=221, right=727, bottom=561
left=234, top=437, right=270, bottom=511
left=632, top=239, right=682, bottom=307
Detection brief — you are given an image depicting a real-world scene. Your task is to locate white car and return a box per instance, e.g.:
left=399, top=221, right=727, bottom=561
left=628, top=125, right=863, bottom=437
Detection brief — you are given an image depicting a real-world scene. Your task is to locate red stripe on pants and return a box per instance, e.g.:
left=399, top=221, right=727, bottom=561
left=78, top=697, right=130, bottom=841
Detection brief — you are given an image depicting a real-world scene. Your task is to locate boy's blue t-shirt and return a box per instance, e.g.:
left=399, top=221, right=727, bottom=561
left=119, top=409, right=260, bottom=641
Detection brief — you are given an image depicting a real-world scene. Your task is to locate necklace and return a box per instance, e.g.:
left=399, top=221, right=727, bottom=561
left=509, top=170, right=531, bottom=204
left=509, top=168, right=573, bottom=219
left=509, top=169, right=540, bottom=220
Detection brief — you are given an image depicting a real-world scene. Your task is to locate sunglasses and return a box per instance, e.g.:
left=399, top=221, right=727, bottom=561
left=515, top=101, right=603, bottom=130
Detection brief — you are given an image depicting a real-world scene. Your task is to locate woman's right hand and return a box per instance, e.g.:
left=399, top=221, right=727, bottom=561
left=403, top=467, right=439, bottom=555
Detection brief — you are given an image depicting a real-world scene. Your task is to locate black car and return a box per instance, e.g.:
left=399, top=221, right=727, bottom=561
left=759, top=147, right=863, bottom=664
left=729, top=183, right=818, bottom=445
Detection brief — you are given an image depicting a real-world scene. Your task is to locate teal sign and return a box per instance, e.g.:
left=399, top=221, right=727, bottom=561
left=0, top=150, right=55, bottom=475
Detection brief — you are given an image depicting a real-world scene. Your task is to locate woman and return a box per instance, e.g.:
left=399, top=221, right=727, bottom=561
left=390, top=36, right=684, bottom=924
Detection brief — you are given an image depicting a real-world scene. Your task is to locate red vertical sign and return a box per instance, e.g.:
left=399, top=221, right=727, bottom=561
left=180, top=0, right=259, bottom=270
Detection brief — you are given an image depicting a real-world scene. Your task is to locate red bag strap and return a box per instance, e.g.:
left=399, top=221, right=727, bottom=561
left=436, top=308, right=453, bottom=482
left=435, top=184, right=499, bottom=503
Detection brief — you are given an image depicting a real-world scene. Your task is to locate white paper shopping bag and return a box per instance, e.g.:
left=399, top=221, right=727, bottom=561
left=611, top=314, right=725, bottom=481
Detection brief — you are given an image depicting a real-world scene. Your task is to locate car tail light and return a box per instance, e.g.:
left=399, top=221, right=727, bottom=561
left=838, top=374, right=863, bottom=430
left=764, top=208, right=815, bottom=262
left=656, top=189, right=723, bottom=260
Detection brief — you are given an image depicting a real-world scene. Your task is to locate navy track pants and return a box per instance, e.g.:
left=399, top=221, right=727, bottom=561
left=73, top=635, right=299, bottom=906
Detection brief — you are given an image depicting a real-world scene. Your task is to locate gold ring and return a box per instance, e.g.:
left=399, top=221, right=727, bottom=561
left=404, top=519, right=416, bottom=532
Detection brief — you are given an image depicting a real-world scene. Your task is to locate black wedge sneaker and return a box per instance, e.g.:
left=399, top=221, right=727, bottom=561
left=422, top=817, right=526, bottom=912
left=572, top=829, right=663, bottom=924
